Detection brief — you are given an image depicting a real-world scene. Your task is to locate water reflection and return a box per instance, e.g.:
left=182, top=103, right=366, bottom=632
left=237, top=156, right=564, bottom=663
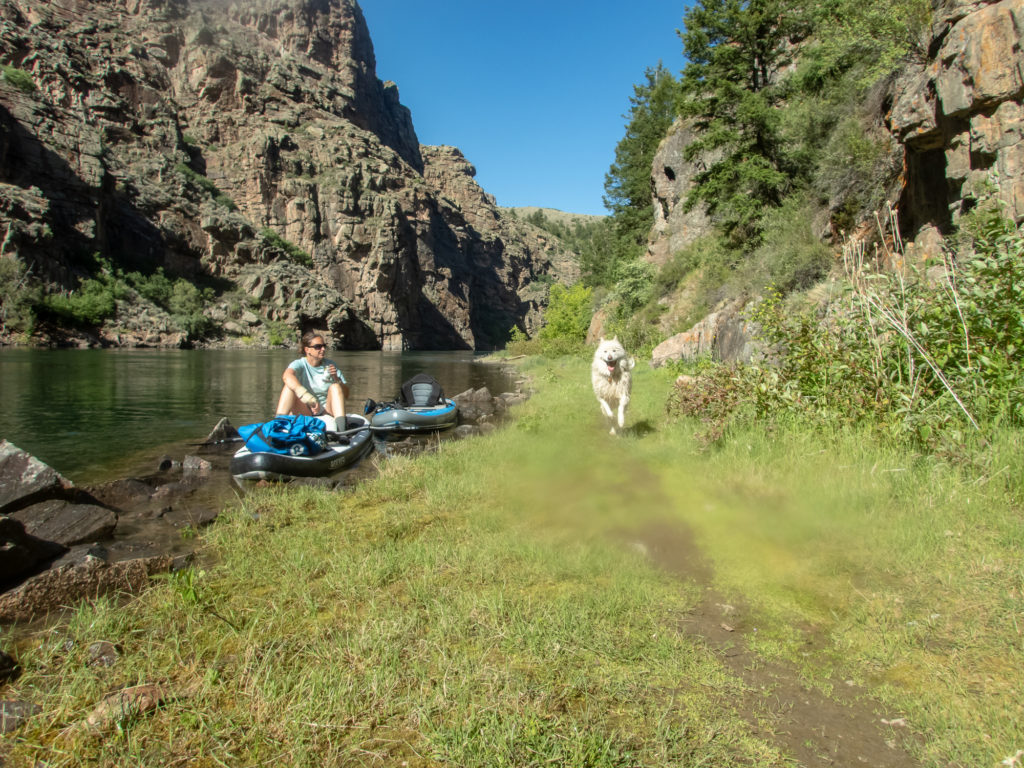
left=0, top=349, right=514, bottom=482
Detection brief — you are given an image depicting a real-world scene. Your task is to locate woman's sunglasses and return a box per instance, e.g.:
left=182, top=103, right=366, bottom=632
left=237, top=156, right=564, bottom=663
left=308, top=344, right=327, bottom=350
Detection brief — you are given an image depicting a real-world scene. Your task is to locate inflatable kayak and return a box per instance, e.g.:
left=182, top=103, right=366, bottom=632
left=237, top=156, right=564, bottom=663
left=365, top=372, right=459, bottom=433
left=368, top=398, right=459, bottom=432
left=230, top=414, right=374, bottom=482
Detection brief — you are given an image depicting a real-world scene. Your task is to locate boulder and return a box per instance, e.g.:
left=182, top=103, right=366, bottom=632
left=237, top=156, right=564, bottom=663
left=0, top=516, right=66, bottom=585
left=0, top=553, right=177, bottom=624
left=651, top=300, right=762, bottom=367
left=9, top=500, right=117, bottom=548
left=452, top=387, right=496, bottom=422
left=0, top=441, right=74, bottom=513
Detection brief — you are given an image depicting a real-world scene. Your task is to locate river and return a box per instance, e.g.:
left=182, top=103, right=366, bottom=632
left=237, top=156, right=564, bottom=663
left=0, top=349, right=517, bottom=483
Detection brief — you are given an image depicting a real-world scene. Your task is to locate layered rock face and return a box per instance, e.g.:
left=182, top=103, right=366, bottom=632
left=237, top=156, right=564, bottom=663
left=0, top=0, right=576, bottom=349
left=890, top=0, right=1024, bottom=234
left=646, top=0, right=1023, bottom=364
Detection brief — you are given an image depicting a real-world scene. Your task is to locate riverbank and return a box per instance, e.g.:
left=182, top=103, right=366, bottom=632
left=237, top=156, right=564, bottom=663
left=1, top=356, right=1021, bottom=766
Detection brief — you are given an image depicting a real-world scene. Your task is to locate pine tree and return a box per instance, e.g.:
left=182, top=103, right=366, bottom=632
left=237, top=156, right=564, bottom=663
left=679, top=0, right=807, bottom=246
left=601, top=64, right=682, bottom=277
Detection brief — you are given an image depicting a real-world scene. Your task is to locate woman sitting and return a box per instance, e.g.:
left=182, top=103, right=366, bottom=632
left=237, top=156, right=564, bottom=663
left=276, top=332, right=350, bottom=432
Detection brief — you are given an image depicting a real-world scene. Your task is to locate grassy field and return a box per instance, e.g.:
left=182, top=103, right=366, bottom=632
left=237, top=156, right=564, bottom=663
left=2, top=356, right=1021, bottom=766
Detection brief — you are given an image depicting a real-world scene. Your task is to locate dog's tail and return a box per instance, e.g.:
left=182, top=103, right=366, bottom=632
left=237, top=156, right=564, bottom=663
left=624, top=357, right=636, bottom=371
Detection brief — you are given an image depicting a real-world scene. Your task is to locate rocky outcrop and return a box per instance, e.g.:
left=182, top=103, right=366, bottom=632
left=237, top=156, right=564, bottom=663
left=887, top=0, right=1023, bottom=231
left=646, top=0, right=1023, bottom=368
left=0, top=552, right=176, bottom=623
left=0, top=0, right=577, bottom=350
left=646, top=118, right=719, bottom=267
left=650, top=299, right=761, bottom=367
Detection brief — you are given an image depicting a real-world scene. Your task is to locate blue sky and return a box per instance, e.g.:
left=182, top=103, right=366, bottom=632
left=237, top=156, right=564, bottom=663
left=359, top=1, right=689, bottom=216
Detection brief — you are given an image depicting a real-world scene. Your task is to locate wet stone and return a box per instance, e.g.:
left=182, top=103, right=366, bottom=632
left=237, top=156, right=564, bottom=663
left=87, top=641, right=122, bottom=667
left=0, top=700, right=41, bottom=733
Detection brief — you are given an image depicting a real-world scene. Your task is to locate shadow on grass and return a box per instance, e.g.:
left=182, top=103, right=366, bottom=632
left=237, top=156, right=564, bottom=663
left=627, top=420, right=657, bottom=438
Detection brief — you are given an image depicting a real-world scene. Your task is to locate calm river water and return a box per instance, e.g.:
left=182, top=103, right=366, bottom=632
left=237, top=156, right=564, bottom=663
left=0, top=349, right=517, bottom=483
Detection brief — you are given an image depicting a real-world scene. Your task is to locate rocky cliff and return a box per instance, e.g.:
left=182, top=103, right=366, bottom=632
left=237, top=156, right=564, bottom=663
left=0, top=0, right=577, bottom=349
left=647, top=0, right=1023, bottom=363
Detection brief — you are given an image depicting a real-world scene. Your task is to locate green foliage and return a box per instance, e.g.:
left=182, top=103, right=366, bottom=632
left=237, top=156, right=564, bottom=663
left=604, top=65, right=682, bottom=246
left=796, top=0, right=930, bottom=92
left=1, top=64, right=36, bottom=94
left=169, top=280, right=215, bottom=338
left=597, top=65, right=683, bottom=290
left=577, top=217, right=620, bottom=288
left=537, top=283, right=593, bottom=343
left=654, top=235, right=739, bottom=328
left=175, top=163, right=237, bottom=210
left=265, top=320, right=293, bottom=347
left=41, top=278, right=117, bottom=326
left=678, top=0, right=807, bottom=246
left=127, top=267, right=174, bottom=307
left=260, top=228, right=313, bottom=267
left=607, top=260, right=654, bottom=318
left=504, top=283, right=594, bottom=356
left=686, top=210, right=1024, bottom=449
left=737, top=194, right=833, bottom=294
left=0, top=257, right=39, bottom=336
left=123, top=267, right=215, bottom=340
left=38, top=258, right=126, bottom=327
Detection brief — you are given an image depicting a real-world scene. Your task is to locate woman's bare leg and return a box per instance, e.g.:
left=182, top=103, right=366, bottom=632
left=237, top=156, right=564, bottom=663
left=276, top=385, right=315, bottom=417
left=325, top=383, right=346, bottom=424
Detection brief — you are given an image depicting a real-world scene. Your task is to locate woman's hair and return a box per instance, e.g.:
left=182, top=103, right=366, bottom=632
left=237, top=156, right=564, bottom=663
left=299, top=330, right=325, bottom=353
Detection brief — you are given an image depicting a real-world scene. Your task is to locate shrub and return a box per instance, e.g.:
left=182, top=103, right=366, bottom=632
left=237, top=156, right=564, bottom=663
left=0, top=257, right=39, bottom=335
left=537, top=283, right=593, bottom=344
left=260, top=228, right=313, bottom=267
left=127, top=268, right=174, bottom=308
left=738, top=194, right=834, bottom=294
left=1, top=65, right=36, bottom=94
left=742, top=205, right=1024, bottom=445
left=169, top=280, right=214, bottom=339
left=41, top=278, right=118, bottom=326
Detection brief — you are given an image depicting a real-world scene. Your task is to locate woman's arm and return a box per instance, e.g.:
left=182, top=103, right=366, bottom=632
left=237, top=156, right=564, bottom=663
left=283, top=367, right=320, bottom=411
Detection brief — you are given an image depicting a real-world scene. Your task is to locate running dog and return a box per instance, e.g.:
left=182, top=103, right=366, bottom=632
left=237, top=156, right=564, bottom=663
left=591, top=337, right=635, bottom=435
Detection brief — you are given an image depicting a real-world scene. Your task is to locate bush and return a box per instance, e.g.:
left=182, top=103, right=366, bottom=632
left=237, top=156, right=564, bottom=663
left=740, top=206, right=1024, bottom=446
left=739, top=194, right=834, bottom=294
left=1, top=65, right=36, bottom=94
left=168, top=280, right=214, bottom=339
left=0, top=257, right=39, bottom=335
left=537, top=283, right=593, bottom=344
left=260, top=228, right=313, bottom=267
left=41, top=278, right=119, bottom=326
left=127, top=268, right=174, bottom=307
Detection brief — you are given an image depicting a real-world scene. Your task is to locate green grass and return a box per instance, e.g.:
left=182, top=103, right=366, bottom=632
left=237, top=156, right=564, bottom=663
left=2, top=356, right=1022, bottom=766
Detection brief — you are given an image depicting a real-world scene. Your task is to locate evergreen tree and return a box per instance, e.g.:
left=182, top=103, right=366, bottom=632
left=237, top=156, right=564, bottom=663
left=679, top=0, right=807, bottom=247
left=600, top=64, right=682, bottom=284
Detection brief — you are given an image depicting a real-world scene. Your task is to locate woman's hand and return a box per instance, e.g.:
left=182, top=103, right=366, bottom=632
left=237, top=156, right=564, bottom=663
left=325, top=364, right=337, bottom=381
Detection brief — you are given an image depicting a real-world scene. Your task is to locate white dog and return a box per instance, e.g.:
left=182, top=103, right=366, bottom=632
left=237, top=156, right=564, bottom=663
left=591, top=337, right=635, bottom=435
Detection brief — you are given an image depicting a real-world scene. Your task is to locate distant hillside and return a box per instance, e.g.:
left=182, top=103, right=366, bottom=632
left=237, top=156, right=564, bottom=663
left=504, top=207, right=606, bottom=226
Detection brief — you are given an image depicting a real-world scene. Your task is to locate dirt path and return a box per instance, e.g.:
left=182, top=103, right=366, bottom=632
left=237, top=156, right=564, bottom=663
left=630, top=520, right=921, bottom=767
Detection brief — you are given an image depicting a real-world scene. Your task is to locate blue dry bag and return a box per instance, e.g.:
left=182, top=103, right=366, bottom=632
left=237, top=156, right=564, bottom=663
left=237, top=415, right=328, bottom=456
